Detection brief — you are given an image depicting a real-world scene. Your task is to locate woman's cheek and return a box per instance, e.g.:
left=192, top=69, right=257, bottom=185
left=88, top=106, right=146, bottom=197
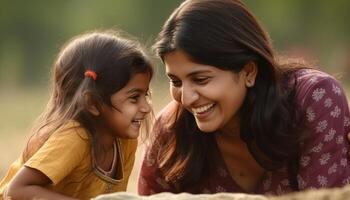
left=171, top=87, right=182, bottom=102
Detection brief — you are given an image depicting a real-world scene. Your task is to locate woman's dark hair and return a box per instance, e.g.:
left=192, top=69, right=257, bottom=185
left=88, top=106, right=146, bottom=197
left=23, top=30, right=153, bottom=162
left=153, top=0, right=305, bottom=190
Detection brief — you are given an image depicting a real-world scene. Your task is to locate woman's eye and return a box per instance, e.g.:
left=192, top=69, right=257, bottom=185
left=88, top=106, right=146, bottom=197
left=193, top=77, right=209, bottom=85
left=169, top=80, right=182, bottom=87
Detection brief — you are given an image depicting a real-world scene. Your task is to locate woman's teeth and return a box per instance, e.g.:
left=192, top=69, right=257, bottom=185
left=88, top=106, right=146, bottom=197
left=192, top=103, right=215, bottom=114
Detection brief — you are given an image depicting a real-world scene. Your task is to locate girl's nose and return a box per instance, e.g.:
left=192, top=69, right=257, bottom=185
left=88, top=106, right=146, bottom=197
left=140, top=97, right=152, bottom=114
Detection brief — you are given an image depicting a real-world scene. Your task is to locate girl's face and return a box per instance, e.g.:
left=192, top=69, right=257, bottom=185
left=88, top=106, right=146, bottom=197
left=99, top=73, right=152, bottom=139
left=164, top=51, right=250, bottom=133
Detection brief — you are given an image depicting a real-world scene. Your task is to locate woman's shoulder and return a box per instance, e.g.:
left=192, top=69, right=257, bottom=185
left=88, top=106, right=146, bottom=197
left=291, top=68, right=344, bottom=105
left=157, top=100, right=180, bottom=119
left=293, top=68, right=337, bottom=85
left=154, top=101, right=179, bottom=133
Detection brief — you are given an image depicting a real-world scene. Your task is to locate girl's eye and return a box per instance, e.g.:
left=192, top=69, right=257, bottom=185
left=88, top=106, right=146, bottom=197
left=130, top=95, right=140, bottom=103
left=169, top=80, right=182, bottom=87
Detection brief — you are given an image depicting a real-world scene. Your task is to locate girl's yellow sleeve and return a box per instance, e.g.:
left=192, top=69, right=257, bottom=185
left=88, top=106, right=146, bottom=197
left=25, top=126, right=89, bottom=185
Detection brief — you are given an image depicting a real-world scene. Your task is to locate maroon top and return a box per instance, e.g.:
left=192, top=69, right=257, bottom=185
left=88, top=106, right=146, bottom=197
left=138, top=69, right=350, bottom=195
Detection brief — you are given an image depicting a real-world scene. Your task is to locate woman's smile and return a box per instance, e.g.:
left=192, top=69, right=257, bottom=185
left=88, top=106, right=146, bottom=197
left=164, top=50, right=248, bottom=133
left=190, top=103, right=216, bottom=119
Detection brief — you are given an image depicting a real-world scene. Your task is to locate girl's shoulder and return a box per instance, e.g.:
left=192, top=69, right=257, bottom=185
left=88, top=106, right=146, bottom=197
left=119, top=138, right=138, bottom=154
left=51, top=120, right=90, bottom=144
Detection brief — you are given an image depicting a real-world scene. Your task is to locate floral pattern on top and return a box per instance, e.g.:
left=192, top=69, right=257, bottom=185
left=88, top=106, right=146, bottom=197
left=138, top=69, right=350, bottom=195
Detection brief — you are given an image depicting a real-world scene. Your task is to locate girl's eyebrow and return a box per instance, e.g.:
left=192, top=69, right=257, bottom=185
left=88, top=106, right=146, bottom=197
left=126, top=88, right=148, bottom=94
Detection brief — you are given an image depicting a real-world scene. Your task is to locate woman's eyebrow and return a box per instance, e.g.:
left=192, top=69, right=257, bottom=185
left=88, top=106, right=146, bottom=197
left=187, top=70, right=212, bottom=77
left=167, top=70, right=213, bottom=78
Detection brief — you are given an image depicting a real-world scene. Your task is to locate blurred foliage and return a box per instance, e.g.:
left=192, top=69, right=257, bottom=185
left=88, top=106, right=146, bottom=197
left=0, top=0, right=182, bottom=88
left=245, top=0, right=350, bottom=78
left=0, top=0, right=349, bottom=90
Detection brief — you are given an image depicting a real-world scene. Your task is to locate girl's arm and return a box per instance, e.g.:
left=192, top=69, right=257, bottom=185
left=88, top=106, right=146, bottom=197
left=4, top=166, right=77, bottom=200
left=4, top=122, right=89, bottom=199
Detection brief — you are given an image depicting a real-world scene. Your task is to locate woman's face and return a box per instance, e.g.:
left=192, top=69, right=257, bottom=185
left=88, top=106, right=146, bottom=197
left=164, top=51, right=251, bottom=133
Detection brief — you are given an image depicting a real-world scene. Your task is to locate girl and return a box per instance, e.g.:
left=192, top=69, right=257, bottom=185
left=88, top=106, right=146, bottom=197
left=138, top=0, right=350, bottom=196
left=0, top=30, right=153, bottom=199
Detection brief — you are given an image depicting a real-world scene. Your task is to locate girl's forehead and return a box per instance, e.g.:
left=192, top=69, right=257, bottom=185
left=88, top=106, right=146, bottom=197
left=110, top=73, right=150, bottom=100
left=123, top=73, right=150, bottom=91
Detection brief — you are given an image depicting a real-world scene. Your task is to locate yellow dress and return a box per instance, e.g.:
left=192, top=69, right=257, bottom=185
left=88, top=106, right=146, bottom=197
left=0, top=121, right=137, bottom=200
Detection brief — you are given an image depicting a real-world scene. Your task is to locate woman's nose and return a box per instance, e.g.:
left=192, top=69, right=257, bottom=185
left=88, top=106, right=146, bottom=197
left=181, top=84, right=199, bottom=107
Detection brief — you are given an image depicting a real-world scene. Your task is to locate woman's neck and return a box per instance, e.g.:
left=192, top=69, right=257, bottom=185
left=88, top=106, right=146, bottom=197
left=215, top=116, right=265, bottom=192
left=219, top=115, right=241, bottom=141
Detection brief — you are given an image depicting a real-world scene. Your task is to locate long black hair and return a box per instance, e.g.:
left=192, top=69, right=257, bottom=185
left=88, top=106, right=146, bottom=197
left=153, top=0, right=305, bottom=190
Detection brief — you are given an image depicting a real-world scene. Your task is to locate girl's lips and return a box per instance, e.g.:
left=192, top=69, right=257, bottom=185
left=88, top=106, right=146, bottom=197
left=131, top=117, right=145, bottom=128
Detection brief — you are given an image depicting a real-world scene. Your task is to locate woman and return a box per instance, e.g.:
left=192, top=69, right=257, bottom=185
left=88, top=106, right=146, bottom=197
left=138, top=0, right=350, bottom=196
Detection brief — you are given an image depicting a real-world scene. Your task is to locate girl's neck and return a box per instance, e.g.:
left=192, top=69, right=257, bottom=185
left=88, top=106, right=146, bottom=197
left=93, top=119, right=116, bottom=150
left=93, top=122, right=118, bottom=174
left=96, top=133, right=115, bottom=151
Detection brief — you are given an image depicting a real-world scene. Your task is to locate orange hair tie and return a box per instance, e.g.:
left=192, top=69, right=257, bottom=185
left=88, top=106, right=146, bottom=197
left=84, top=70, right=97, bottom=80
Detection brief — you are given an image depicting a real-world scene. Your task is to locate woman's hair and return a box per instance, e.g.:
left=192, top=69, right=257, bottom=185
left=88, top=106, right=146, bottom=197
left=153, top=0, right=306, bottom=190
left=23, top=30, right=153, bottom=162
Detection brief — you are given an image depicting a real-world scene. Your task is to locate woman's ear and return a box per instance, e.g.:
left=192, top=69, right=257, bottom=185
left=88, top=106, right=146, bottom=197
left=84, top=92, right=100, bottom=116
left=242, top=61, right=258, bottom=87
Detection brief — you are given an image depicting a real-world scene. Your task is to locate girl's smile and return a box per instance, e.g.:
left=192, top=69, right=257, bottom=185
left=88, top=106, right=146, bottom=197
left=98, top=72, right=152, bottom=139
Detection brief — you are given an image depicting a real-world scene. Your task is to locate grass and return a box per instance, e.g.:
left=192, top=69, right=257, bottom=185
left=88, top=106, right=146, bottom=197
left=0, top=88, right=49, bottom=178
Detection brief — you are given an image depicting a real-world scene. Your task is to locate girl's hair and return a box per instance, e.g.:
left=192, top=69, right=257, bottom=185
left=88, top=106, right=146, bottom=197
left=153, top=0, right=306, bottom=190
left=23, top=30, right=153, bottom=162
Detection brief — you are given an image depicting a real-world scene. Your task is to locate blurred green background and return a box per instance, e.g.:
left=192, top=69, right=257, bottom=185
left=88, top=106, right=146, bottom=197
left=0, top=0, right=349, bottom=193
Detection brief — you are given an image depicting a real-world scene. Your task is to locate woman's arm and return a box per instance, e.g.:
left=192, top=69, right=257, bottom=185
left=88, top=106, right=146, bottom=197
left=348, top=132, right=350, bottom=157
left=296, top=75, right=350, bottom=189
left=138, top=102, right=180, bottom=195
left=4, top=166, right=77, bottom=200
left=138, top=142, right=175, bottom=195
